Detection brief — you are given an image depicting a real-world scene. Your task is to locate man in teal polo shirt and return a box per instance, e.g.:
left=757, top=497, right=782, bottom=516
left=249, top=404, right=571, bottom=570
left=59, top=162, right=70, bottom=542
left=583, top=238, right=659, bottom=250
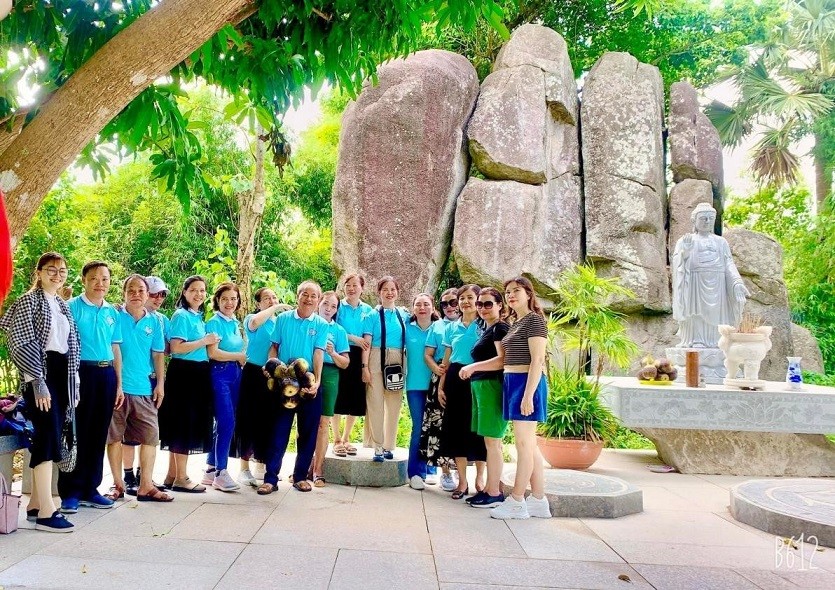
left=258, top=280, right=327, bottom=494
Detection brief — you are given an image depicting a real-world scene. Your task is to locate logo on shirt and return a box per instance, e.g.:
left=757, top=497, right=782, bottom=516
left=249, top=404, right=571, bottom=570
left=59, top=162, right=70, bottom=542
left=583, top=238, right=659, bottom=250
left=308, top=329, right=317, bottom=337
left=143, top=326, right=154, bottom=336
left=106, top=316, right=115, bottom=326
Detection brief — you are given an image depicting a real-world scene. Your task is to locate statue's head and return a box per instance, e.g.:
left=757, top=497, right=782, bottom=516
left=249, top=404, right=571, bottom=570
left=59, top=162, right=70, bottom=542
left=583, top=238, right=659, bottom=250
left=691, top=202, right=716, bottom=233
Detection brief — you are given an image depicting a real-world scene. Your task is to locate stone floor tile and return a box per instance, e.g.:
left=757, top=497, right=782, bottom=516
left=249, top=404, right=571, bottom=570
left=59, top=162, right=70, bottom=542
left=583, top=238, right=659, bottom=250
left=0, top=554, right=225, bottom=590
left=215, top=543, right=338, bottom=589
left=328, top=549, right=438, bottom=590
left=608, top=539, right=784, bottom=569
left=506, top=518, right=626, bottom=563
left=78, top=498, right=201, bottom=538
left=167, top=502, right=275, bottom=543
left=440, top=585, right=585, bottom=590
left=435, top=554, right=652, bottom=589
left=427, top=514, right=525, bottom=558
left=0, top=528, right=69, bottom=571
left=631, top=563, right=761, bottom=590
left=735, top=568, right=810, bottom=590
left=774, top=567, right=835, bottom=588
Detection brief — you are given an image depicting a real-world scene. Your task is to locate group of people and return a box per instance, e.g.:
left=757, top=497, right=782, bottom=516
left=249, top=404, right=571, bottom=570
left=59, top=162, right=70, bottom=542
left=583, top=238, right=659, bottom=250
left=0, top=252, right=552, bottom=533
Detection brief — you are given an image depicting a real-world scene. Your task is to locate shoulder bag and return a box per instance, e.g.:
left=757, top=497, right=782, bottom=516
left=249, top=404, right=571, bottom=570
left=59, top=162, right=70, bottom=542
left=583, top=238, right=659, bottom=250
left=379, top=307, right=406, bottom=391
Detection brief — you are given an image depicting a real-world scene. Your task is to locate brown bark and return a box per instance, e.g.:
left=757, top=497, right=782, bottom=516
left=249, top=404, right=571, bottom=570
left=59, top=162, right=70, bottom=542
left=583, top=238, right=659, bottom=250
left=814, top=131, right=831, bottom=212
left=236, top=127, right=267, bottom=318
left=0, top=0, right=257, bottom=245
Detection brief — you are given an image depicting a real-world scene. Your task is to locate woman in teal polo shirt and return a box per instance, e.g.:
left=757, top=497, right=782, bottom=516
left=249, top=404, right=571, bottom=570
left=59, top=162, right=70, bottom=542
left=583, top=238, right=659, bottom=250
left=203, top=282, right=247, bottom=493
left=159, top=275, right=220, bottom=493
left=438, top=284, right=487, bottom=500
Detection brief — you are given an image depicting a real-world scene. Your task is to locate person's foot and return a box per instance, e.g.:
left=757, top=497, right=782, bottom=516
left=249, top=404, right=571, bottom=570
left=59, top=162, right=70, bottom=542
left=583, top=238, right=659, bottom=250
left=59, top=498, right=79, bottom=514
left=125, top=478, right=139, bottom=496
left=465, top=490, right=488, bottom=505
left=237, top=469, right=257, bottom=487
left=124, top=469, right=137, bottom=490
left=26, top=508, right=39, bottom=522
left=171, top=478, right=207, bottom=493
left=252, top=462, right=266, bottom=480
left=490, top=496, right=530, bottom=520
left=525, top=494, right=552, bottom=518
left=201, top=468, right=217, bottom=486
left=79, top=493, right=114, bottom=509
left=425, top=474, right=438, bottom=486
left=440, top=473, right=456, bottom=492
left=409, top=475, right=425, bottom=490
left=372, top=449, right=385, bottom=462
left=35, top=511, right=74, bottom=533
left=469, top=492, right=505, bottom=509
left=212, top=469, right=241, bottom=492
left=382, top=449, right=394, bottom=460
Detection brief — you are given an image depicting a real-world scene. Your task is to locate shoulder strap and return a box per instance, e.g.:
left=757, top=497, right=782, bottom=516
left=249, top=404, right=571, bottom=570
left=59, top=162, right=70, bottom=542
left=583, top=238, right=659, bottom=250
left=395, top=310, right=406, bottom=356
left=379, top=307, right=386, bottom=353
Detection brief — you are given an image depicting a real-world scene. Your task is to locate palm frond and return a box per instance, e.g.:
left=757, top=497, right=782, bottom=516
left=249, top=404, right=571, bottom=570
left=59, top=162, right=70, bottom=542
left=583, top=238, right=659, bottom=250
left=705, top=101, right=753, bottom=148
left=751, top=124, right=802, bottom=185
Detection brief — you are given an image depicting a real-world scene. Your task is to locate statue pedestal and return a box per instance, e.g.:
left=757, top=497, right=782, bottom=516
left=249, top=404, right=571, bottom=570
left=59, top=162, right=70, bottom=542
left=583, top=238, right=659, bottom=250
left=666, top=347, right=726, bottom=384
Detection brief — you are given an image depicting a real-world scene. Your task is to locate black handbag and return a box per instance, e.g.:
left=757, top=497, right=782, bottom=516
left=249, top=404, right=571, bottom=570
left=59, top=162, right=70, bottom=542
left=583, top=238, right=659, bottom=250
left=379, top=307, right=406, bottom=391
left=56, top=404, right=77, bottom=473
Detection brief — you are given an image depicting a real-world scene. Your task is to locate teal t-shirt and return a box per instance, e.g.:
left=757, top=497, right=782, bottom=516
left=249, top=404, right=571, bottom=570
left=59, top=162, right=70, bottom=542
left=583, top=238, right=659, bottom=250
left=206, top=312, right=245, bottom=354
left=424, top=319, right=448, bottom=363
left=363, top=306, right=410, bottom=349
left=118, top=309, right=165, bottom=396
left=336, top=299, right=373, bottom=338
left=405, top=320, right=438, bottom=392
left=270, top=310, right=329, bottom=366
left=68, top=295, right=122, bottom=362
left=244, top=313, right=276, bottom=366
left=443, top=319, right=481, bottom=365
left=323, top=320, right=350, bottom=365
left=169, top=308, right=208, bottom=362
left=149, top=310, right=170, bottom=343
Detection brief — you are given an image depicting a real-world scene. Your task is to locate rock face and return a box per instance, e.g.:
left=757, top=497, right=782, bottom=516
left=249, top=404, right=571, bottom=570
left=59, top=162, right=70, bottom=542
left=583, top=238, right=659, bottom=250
left=332, top=50, right=479, bottom=300
left=791, top=323, right=825, bottom=374
left=452, top=177, right=581, bottom=293
left=582, top=52, right=669, bottom=313
left=669, top=82, right=725, bottom=206
left=725, top=228, right=793, bottom=381
left=668, top=179, right=713, bottom=255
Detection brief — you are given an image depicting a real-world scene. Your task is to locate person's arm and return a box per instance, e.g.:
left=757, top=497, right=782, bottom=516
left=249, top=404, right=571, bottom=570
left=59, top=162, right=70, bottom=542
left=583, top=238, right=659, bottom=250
left=112, top=343, right=124, bottom=410
left=437, top=346, right=452, bottom=407
left=247, top=303, right=286, bottom=332
left=348, top=333, right=369, bottom=349
left=152, top=351, right=165, bottom=408
left=170, top=333, right=219, bottom=354
left=521, top=336, right=547, bottom=416
left=207, top=341, right=246, bottom=363
left=423, top=346, right=445, bottom=376
left=330, top=352, right=350, bottom=369
left=460, top=342, right=505, bottom=379
left=360, top=334, right=372, bottom=383
left=310, top=348, right=324, bottom=393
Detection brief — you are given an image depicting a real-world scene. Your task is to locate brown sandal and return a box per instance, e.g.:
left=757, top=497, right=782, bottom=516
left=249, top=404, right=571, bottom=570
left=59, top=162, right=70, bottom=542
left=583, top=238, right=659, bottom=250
left=257, top=482, right=278, bottom=495
left=137, top=488, right=174, bottom=502
left=333, top=443, right=347, bottom=457
left=105, top=485, right=125, bottom=501
left=293, top=480, right=312, bottom=492
left=313, top=475, right=325, bottom=488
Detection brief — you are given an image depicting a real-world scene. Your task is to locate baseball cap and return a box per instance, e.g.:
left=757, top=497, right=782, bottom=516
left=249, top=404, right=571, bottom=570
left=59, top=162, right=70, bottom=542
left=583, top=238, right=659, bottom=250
left=145, top=276, right=169, bottom=295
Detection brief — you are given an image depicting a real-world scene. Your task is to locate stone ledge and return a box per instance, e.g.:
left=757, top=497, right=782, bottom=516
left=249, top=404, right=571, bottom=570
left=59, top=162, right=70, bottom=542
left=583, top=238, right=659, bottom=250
left=322, top=446, right=407, bottom=487
left=730, top=479, right=835, bottom=549
left=501, top=468, right=642, bottom=518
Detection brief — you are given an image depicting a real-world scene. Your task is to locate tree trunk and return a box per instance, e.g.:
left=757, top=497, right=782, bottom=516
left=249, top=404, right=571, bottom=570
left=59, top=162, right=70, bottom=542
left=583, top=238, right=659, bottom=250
left=0, top=0, right=257, bottom=245
left=814, top=131, right=832, bottom=212
left=236, top=127, right=267, bottom=318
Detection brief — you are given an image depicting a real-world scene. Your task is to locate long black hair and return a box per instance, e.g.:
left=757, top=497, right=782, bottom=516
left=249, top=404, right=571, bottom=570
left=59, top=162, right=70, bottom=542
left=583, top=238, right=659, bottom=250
left=175, top=275, right=208, bottom=312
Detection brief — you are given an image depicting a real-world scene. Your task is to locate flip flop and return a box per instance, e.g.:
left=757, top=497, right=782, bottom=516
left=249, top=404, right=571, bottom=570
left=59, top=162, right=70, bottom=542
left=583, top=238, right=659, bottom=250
left=647, top=465, right=677, bottom=473
left=137, top=488, right=174, bottom=502
left=333, top=443, right=347, bottom=457
left=313, top=475, right=325, bottom=488
left=171, top=478, right=206, bottom=493
left=346, top=445, right=358, bottom=456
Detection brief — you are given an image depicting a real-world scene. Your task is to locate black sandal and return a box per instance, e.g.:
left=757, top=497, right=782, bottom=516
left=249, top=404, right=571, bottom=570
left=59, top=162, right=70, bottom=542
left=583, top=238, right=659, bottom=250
left=451, top=487, right=469, bottom=500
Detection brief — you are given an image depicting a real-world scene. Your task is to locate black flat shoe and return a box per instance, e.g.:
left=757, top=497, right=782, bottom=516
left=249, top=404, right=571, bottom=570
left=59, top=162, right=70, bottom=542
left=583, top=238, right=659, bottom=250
left=35, top=511, right=74, bottom=533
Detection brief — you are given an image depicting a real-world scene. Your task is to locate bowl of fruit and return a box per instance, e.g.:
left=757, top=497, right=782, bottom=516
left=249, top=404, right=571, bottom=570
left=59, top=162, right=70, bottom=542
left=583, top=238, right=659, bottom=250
left=635, top=355, right=678, bottom=385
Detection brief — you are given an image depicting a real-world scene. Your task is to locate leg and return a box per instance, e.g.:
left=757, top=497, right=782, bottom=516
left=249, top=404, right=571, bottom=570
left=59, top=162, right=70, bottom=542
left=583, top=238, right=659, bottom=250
left=344, top=415, right=356, bottom=446
left=106, top=442, right=124, bottom=490
left=366, top=350, right=385, bottom=452
left=406, top=390, right=427, bottom=479
left=137, top=445, right=159, bottom=495
left=475, top=461, right=486, bottom=492
left=210, top=366, right=238, bottom=472
left=293, top=395, right=323, bottom=483
left=484, top=437, right=503, bottom=497
left=83, top=366, right=117, bottom=498
left=454, top=456, right=469, bottom=493
left=312, top=416, right=330, bottom=476
left=264, top=408, right=294, bottom=487
left=512, top=421, right=538, bottom=500
left=383, top=390, right=403, bottom=452
left=33, top=461, right=58, bottom=518
left=331, top=414, right=344, bottom=446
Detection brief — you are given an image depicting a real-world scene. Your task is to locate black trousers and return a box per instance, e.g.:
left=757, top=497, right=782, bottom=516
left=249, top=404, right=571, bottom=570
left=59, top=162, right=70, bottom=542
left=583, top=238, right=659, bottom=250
left=58, top=363, right=116, bottom=500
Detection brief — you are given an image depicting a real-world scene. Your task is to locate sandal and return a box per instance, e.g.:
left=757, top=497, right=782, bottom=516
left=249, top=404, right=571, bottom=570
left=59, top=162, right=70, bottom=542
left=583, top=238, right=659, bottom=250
left=451, top=487, right=469, bottom=500
left=257, top=482, right=278, bottom=495
left=313, top=475, right=325, bottom=488
left=162, top=477, right=175, bottom=490
left=171, top=478, right=206, bottom=493
left=137, top=488, right=174, bottom=502
left=346, top=445, right=358, bottom=456
left=105, top=485, right=125, bottom=501
left=293, top=480, right=312, bottom=492
left=333, top=443, right=347, bottom=457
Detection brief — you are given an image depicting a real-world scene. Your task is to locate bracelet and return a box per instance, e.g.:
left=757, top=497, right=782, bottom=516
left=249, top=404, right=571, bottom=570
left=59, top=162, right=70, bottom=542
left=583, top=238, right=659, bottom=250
left=362, top=364, right=367, bottom=368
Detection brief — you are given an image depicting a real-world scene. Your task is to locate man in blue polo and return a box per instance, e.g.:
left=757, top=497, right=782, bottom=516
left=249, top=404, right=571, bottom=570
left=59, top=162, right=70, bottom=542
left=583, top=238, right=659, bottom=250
left=258, top=280, right=327, bottom=495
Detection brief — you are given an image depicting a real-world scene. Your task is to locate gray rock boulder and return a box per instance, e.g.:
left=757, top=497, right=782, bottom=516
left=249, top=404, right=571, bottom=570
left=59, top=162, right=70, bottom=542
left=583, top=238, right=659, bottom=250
left=791, top=323, right=825, bottom=374
left=669, top=179, right=713, bottom=255
left=452, top=176, right=582, bottom=293
left=582, top=53, right=669, bottom=313
left=331, top=50, right=479, bottom=301
left=669, top=81, right=725, bottom=210
left=725, top=228, right=793, bottom=381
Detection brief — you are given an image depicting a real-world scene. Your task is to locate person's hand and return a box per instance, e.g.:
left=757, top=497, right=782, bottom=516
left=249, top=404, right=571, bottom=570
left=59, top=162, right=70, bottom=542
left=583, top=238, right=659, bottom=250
left=360, top=339, right=371, bottom=352
left=114, top=387, right=125, bottom=410
left=203, top=333, right=221, bottom=346
left=459, top=365, right=474, bottom=380
left=325, top=341, right=335, bottom=355
left=438, top=388, right=446, bottom=408
left=303, top=377, right=318, bottom=395
left=237, top=352, right=247, bottom=366
left=152, top=384, right=165, bottom=408
left=361, top=367, right=371, bottom=384
left=34, top=379, right=51, bottom=411
left=520, top=394, right=534, bottom=417
left=59, top=285, right=73, bottom=301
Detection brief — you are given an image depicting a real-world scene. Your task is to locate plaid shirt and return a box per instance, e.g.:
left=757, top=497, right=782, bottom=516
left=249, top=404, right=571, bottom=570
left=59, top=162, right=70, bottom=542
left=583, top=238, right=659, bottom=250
left=0, top=288, right=80, bottom=402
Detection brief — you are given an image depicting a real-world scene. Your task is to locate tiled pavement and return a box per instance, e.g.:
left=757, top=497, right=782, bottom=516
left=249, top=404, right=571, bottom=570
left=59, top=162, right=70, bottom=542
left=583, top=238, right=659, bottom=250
left=1, top=449, right=833, bottom=589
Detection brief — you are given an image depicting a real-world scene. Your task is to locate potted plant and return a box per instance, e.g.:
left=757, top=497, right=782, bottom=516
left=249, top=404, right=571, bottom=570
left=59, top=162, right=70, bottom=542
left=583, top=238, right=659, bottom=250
left=537, top=264, right=638, bottom=469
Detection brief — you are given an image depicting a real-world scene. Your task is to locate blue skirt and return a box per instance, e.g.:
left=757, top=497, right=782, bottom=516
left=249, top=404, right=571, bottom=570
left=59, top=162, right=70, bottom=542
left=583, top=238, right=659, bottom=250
left=502, top=372, right=547, bottom=422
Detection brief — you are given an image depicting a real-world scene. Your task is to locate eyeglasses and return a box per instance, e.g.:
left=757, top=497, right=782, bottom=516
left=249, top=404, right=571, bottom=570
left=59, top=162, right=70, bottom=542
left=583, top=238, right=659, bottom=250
left=149, top=292, right=167, bottom=299
left=43, top=267, right=68, bottom=278
left=475, top=301, right=496, bottom=310
left=439, top=300, right=458, bottom=309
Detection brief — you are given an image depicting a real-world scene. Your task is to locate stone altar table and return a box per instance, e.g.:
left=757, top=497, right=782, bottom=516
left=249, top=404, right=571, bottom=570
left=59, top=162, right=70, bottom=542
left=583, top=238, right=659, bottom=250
left=600, top=376, right=835, bottom=476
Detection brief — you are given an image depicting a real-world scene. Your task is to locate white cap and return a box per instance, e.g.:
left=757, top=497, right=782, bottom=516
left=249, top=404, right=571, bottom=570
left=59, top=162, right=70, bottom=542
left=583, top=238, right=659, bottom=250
left=145, top=276, right=169, bottom=295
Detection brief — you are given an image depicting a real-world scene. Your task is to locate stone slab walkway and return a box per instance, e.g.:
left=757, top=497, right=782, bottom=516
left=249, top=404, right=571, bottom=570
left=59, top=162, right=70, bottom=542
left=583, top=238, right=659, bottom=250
left=1, top=449, right=834, bottom=589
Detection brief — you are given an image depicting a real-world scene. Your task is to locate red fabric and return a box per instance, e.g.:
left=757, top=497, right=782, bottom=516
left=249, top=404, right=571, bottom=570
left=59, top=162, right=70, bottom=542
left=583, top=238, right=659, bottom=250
left=0, top=189, right=12, bottom=305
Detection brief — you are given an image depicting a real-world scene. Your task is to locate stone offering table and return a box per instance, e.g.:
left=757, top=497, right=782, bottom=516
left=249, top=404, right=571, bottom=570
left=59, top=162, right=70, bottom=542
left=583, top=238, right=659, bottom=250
left=601, top=376, right=835, bottom=476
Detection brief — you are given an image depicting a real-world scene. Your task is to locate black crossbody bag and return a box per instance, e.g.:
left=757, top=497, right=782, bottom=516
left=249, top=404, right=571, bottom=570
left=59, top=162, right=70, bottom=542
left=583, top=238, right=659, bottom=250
left=379, top=307, right=406, bottom=391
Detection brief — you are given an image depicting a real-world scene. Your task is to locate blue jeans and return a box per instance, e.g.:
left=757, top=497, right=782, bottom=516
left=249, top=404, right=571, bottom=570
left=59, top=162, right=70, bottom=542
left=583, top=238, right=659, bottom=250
left=406, top=390, right=436, bottom=479
left=207, top=361, right=242, bottom=471
left=264, top=393, right=322, bottom=486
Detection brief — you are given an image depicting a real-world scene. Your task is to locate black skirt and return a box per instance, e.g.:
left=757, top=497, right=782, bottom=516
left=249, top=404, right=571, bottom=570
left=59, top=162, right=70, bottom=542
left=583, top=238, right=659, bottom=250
left=440, top=362, right=486, bottom=461
left=334, top=345, right=365, bottom=416
left=23, top=351, right=69, bottom=468
left=230, top=362, right=271, bottom=462
left=159, top=358, right=213, bottom=455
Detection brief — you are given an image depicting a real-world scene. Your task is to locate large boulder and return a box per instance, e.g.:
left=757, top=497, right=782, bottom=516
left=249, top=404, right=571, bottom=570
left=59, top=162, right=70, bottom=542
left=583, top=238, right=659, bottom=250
left=669, top=82, right=724, bottom=211
left=331, top=50, right=479, bottom=301
left=452, top=176, right=581, bottom=293
left=791, top=323, right=825, bottom=374
left=668, top=179, right=713, bottom=255
left=725, top=228, right=793, bottom=381
left=581, top=52, right=669, bottom=313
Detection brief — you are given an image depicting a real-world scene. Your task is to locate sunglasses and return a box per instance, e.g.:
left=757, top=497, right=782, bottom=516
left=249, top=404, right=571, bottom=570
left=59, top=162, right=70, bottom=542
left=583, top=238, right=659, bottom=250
left=475, top=301, right=497, bottom=310
left=149, top=292, right=167, bottom=299
left=439, top=300, right=458, bottom=309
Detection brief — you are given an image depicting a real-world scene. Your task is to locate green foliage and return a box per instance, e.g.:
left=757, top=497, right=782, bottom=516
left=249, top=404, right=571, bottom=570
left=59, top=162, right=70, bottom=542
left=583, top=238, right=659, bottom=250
left=607, top=426, right=655, bottom=450
left=803, top=371, right=835, bottom=387
left=538, top=366, right=618, bottom=441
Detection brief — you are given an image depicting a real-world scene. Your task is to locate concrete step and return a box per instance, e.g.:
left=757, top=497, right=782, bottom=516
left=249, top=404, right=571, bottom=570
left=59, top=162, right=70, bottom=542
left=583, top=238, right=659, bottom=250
left=323, top=446, right=408, bottom=487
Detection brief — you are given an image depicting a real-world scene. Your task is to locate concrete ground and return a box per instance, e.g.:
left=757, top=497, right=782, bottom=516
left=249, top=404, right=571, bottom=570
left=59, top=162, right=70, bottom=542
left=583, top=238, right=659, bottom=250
left=1, top=449, right=833, bottom=590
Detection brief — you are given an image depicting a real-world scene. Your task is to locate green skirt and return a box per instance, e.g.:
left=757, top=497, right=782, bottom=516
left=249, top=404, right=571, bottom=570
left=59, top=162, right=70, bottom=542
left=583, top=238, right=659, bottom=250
left=320, top=364, right=341, bottom=417
left=471, top=377, right=508, bottom=439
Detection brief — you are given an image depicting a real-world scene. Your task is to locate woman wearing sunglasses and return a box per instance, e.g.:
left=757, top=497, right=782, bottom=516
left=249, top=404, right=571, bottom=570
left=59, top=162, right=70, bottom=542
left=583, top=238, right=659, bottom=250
left=458, top=287, right=509, bottom=508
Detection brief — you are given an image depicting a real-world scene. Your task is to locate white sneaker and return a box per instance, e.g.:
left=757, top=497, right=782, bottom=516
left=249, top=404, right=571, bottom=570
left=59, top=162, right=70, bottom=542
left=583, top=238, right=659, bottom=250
left=425, top=474, right=438, bottom=486
left=237, top=469, right=257, bottom=487
left=525, top=494, right=552, bottom=518
left=252, top=462, right=266, bottom=480
left=212, top=469, right=241, bottom=492
left=440, top=473, right=457, bottom=492
left=490, top=496, right=530, bottom=520
left=409, top=475, right=425, bottom=490
left=201, top=469, right=217, bottom=486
